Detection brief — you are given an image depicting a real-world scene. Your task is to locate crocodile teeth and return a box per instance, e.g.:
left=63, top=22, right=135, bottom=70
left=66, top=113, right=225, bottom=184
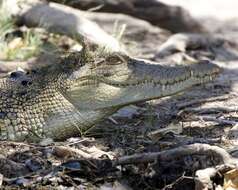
left=190, top=70, right=194, bottom=77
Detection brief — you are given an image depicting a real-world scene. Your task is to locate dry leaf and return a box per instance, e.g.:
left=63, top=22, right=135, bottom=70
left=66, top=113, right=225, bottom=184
left=224, top=169, right=238, bottom=190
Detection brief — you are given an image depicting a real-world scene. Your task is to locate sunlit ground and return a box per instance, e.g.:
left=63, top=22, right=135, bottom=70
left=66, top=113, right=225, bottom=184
left=159, top=0, right=238, bottom=20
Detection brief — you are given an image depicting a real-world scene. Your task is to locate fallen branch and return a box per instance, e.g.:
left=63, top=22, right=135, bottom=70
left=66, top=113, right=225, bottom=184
left=114, top=143, right=238, bottom=166
left=50, top=0, right=204, bottom=33
left=4, top=0, right=124, bottom=52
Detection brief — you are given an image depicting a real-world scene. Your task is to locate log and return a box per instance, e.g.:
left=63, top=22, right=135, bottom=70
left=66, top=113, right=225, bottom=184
left=3, top=0, right=124, bottom=52
left=50, top=0, right=204, bottom=33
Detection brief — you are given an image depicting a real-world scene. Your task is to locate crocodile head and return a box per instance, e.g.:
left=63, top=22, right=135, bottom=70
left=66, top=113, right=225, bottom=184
left=0, top=50, right=220, bottom=141
left=59, top=52, right=220, bottom=111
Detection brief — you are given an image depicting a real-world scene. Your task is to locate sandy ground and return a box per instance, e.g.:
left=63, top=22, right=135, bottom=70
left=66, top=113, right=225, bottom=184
left=159, top=0, right=238, bottom=20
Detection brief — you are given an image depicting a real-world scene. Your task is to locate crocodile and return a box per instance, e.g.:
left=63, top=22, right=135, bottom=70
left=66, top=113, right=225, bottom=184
left=0, top=50, right=220, bottom=141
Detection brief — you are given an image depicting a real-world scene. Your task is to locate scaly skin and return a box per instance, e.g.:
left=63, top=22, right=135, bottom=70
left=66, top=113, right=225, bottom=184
left=0, top=51, right=220, bottom=141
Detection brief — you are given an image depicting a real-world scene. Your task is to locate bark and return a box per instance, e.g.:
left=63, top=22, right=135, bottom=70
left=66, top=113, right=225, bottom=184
left=51, top=0, right=205, bottom=33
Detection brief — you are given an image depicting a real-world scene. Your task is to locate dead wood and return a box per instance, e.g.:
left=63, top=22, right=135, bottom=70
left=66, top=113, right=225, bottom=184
left=50, top=0, right=204, bottom=33
left=114, top=143, right=238, bottom=166
left=4, top=0, right=123, bottom=52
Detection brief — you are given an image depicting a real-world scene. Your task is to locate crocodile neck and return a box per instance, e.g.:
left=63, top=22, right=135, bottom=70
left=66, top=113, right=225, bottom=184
left=0, top=85, right=116, bottom=141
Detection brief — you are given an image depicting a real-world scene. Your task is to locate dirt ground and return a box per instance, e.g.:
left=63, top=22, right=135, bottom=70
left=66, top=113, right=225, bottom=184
left=1, top=1, right=238, bottom=190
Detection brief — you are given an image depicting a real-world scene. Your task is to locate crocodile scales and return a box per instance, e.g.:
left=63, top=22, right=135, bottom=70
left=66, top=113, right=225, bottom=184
left=0, top=51, right=220, bottom=141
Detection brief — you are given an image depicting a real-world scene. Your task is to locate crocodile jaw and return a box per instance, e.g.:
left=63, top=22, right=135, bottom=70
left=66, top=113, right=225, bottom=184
left=64, top=58, right=220, bottom=110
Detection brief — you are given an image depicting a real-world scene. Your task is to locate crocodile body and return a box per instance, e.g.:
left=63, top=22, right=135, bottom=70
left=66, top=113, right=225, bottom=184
left=0, top=51, right=220, bottom=141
